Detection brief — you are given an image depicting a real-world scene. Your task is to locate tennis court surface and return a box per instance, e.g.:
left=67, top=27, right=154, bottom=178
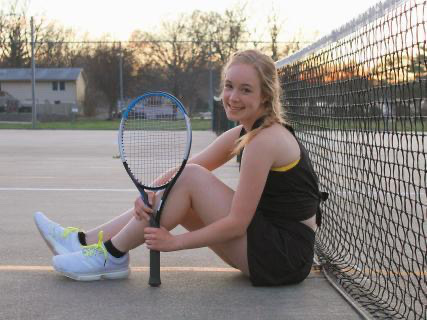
left=0, top=130, right=362, bottom=320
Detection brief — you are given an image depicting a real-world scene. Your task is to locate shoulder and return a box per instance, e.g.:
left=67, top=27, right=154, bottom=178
left=244, top=123, right=300, bottom=165
left=247, top=123, right=292, bottom=149
left=242, top=125, right=279, bottom=162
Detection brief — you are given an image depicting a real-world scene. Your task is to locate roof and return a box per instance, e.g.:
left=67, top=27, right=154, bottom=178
left=0, top=68, right=83, bottom=81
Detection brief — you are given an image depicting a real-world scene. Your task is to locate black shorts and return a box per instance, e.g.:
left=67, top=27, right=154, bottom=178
left=247, top=210, right=315, bottom=286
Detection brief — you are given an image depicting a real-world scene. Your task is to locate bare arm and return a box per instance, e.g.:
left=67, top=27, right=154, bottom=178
left=187, top=125, right=243, bottom=171
left=153, top=129, right=276, bottom=251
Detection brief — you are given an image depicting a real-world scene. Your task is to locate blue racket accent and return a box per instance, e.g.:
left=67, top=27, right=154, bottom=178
left=122, top=91, right=189, bottom=120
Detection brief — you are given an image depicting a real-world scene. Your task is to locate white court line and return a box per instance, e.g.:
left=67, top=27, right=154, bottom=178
left=0, top=176, right=57, bottom=179
left=0, top=187, right=135, bottom=192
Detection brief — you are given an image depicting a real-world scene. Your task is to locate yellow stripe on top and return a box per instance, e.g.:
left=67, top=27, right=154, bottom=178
left=271, top=158, right=300, bottom=172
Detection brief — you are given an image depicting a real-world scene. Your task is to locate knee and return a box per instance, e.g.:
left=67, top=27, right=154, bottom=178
left=182, top=163, right=207, bottom=176
left=178, top=164, right=210, bottom=184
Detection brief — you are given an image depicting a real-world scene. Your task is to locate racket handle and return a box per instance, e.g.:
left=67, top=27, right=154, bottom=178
left=148, top=215, right=161, bottom=286
left=143, top=191, right=161, bottom=286
left=149, top=249, right=161, bottom=287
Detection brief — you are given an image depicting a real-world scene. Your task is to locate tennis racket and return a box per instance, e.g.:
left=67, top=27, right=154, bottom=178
left=118, top=91, right=192, bottom=286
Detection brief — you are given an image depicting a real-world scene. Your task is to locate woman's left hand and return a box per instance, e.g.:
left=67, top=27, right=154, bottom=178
left=144, top=226, right=180, bottom=252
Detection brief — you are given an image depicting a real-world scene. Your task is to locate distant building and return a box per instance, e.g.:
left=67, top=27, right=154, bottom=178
left=0, top=68, right=85, bottom=111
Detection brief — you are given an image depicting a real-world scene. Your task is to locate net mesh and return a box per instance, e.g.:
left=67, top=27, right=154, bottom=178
left=120, top=95, right=189, bottom=188
left=277, top=0, right=426, bottom=318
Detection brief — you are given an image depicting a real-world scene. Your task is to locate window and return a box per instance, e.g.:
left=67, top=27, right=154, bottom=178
left=52, top=81, right=66, bottom=91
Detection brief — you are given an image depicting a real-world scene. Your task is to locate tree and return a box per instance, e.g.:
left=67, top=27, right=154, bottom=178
left=267, top=12, right=282, bottom=61
left=0, top=2, right=305, bottom=119
left=0, top=1, right=30, bottom=67
left=129, top=8, right=249, bottom=115
left=0, top=0, right=80, bottom=68
left=82, top=41, right=136, bottom=118
left=35, top=22, right=78, bottom=67
left=130, top=14, right=206, bottom=115
left=408, top=47, right=426, bottom=79
left=210, top=6, right=248, bottom=64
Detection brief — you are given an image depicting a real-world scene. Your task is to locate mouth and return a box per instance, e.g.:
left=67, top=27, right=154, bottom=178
left=226, top=105, right=244, bottom=112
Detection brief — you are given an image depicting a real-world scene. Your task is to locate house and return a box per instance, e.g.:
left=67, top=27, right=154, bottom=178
left=0, top=68, right=85, bottom=114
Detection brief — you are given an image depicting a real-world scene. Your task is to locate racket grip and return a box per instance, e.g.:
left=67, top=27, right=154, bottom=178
left=145, top=192, right=160, bottom=286
left=149, top=249, right=161, bottom=287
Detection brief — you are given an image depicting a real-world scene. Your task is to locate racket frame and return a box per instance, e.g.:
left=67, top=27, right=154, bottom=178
left=118, top=91, right=192, bottom=286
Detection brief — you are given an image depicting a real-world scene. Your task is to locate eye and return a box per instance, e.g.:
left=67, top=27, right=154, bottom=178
left=242, top=87, right=252, bottom=94
left=224, top=83, right=232, bottom=89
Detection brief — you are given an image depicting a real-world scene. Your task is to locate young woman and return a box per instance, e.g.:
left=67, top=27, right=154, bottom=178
left=34, top=49, right=325, bottom=286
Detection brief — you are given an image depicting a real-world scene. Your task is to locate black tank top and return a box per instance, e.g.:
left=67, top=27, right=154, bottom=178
left=238, top=118, right=328, bottom=226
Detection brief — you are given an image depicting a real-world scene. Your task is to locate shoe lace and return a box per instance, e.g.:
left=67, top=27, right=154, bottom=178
left=82, top=231, right=107, bottom=265
left=62, top=227, right=80, bottom=238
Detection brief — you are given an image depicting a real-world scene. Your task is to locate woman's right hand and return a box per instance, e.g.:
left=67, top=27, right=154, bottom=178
left=134, top=191, right=156, bottom=221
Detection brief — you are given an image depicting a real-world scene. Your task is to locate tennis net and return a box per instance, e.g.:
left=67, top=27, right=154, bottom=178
left=276, top=0, right=426, bottom=318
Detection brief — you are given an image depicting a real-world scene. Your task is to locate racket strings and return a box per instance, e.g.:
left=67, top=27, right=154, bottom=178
left=121, top=95, right=189, bottom=188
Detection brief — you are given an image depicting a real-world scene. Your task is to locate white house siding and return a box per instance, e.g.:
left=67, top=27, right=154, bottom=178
left=2, top=80, right=79, bottom=107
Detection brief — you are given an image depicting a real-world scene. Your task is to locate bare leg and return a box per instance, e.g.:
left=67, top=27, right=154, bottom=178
left=110, top=164, right=249, bottom=275
left=180, top=208, right=240, bottom=269
left=84, top=208, right=135, bottom=245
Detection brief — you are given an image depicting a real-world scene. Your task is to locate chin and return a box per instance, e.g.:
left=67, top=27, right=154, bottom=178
left=225, top=114, right=238, bottom=122
left=227, top=114, right=244, bottom=123
left=225, top=108, right=245, bottom=122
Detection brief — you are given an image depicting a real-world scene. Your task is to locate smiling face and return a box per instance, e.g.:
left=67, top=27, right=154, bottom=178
left=222, top=63, right=265, bottom=129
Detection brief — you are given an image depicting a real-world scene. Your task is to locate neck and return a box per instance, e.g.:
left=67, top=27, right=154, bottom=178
left=241, top=114, right=266, bottom=132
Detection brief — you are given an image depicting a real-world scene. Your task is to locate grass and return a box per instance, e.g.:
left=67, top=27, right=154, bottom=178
left=3, top=117, right=424, bottom=132
left=0, top=118, right=213, bottom=130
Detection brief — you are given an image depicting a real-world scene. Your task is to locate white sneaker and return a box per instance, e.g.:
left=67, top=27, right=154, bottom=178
left=52, top=231, right=130, bottom=281
left=33, top=211, right=82, bottom=255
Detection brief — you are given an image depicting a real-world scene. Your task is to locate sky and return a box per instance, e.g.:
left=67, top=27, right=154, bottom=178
left=18, top=0, right=383, bottom=42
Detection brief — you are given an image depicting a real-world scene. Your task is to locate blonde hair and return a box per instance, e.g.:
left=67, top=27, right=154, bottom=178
left=220, top=49, right=287, bottom=155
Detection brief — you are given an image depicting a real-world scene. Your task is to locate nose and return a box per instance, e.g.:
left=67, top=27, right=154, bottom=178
left=229, top=89, right=239, bottom=102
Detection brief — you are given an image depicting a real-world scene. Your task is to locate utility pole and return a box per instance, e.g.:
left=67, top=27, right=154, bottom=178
left=119, top=42, right=124, bottom=114
left=208, top=44, right=213, bottom=112
left=30, top=16, right=37, bottom=129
